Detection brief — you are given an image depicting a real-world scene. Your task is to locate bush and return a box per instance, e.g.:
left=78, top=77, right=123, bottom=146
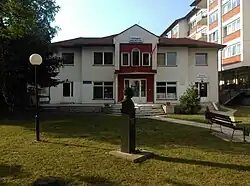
left=174, top=104, right=184, bottom=114
left=179, top=84, right=201, bottom=114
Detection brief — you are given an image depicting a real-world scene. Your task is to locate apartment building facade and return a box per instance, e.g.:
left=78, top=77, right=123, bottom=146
left=50, top=25, right=223, bottom=105
left=162, top=0, right=250, bottom=90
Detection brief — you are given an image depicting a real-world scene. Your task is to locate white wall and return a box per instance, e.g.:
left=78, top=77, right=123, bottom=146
left=155, top=47, right=219, bottom=104
left=50, top=47, right=82, bottom=104
left=242, top=0, right=250, bottom=67
left=155, top=47, right=189, bottom=104
left=81, top=46, right=115, bottom=104
left=188, top=48, right=219, bottom=102
left=178, top=20, right=189, bottom=38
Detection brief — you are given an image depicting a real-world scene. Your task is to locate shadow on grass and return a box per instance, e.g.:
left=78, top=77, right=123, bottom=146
left=154, top=155, right=250, bottom=171
left=0, top=164, right=23, bottom=177
left=73, top=175, right=117, bottom=186
left=1, top=113, right=250, bottom=154
left=33, top=176, right=70, bottom=186
left=41, top=140, right=114, bottom=151
left=164, top=178, right=198, bottom=186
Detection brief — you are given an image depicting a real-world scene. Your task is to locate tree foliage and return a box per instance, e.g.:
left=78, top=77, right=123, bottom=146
left=0, top=0, right=61, bottom=110
left=178, top=84, right=201, bottom=114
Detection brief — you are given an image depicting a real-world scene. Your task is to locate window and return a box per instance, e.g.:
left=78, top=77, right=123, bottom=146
left=209, top=30, right=218, bottom=42
left=222, top=0, right=240, bottom=15
left=209, top=10, right=218, bottom=23
left=223, top=18, right=240, bottom=37
left=62, top=53, right=74, bottom=65
left=209, top=0, right=215, bottom=4
left=63, top=82, right=73, bottom=97
left=166, top=52, right=177, bottom=66
left=223, top=42, right=241, bottom=58
left=121, top=53, right=130, bottom=66
left=157, top=53, right=165, bottom=66
left=132, top=49, right=140, bottom=66
left=93, top=52, right=113, bottom=65
left=142, top=53, right=150, bottom=66
left=94, top=52, right=103, bottom=65
left=195, top=53, right=208, bottom=66
left=195, top=82, right=208, bottom=97
left=104, top=52, right=113, bottom=65
left=156, top=82, right=177, bottom=99
left=93, top=82, right=113, bottom=99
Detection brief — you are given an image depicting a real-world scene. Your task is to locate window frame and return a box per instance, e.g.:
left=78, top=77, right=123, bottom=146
left=121, top=52, right=130, bottom=66
left=209, top=0, right=215, bottom=5
left=62, top=53, right=74, bottom=66
left=157, top=53, right=166, bottom=66
left=156, top=82, right=177, bottom=100
left=209, top=10, right=218, bottom=24
left=223, top=42, right=241, bottom=59
left=209, top=30, right=218, bottom=42
left=93, top=52, right=114, bottom=66
left=142, top=52, right=151, bottom=66
left=195, top=53, right=208, bottom=66
left=223, top=18, right=240, bottom=37
left=63, top=81, right=73, bottom=97
left=131, top=48, right=140, bottom=66
left=222, top=0, right=240, bottom=15
left=93, top=81, right=113, bottom=100
left=166, top=52, right=177, bottom=67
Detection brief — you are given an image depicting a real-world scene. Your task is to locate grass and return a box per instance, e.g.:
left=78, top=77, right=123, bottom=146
left=232, top=107, right=250, bottom=125
left=167, top=113, right=209, bottom=124
left=1, top=113, right=250, bottom=185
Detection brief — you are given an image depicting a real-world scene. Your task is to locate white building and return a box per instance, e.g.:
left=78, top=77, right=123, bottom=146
left=50, top=24, right=223, bottom=106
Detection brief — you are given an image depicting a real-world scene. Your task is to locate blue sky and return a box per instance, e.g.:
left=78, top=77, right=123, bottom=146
left=52, top=0, right=193, bottom=42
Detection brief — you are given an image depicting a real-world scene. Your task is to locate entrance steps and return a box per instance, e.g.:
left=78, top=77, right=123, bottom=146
left=105, top=103, right=166, bottom=117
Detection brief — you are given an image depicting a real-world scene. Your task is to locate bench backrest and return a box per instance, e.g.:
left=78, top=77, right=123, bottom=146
left=205, top=111, right=236, bottom=129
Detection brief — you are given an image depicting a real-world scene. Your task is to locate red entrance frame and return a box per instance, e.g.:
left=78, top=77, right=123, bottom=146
left=118, top=74, right=154, bottom=103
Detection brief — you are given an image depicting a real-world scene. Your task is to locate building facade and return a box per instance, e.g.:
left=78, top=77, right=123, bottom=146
left=50, top=25, right=223, bottom=105
left=161, top=0, right=250, bottom=104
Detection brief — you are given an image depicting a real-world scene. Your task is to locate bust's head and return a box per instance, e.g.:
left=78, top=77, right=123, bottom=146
left=124, top=87, right=134, bottom=99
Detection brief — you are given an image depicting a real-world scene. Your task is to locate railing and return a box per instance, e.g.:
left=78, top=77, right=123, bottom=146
left=219, top=84, right=250, bottom=105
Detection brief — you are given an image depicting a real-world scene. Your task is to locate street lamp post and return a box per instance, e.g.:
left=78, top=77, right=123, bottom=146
left=29, top=54, right=43, bottom=141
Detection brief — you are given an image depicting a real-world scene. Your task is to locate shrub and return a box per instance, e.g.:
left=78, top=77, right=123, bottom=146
left=179, top=84, right=201, bottom=114
left=174, top=104, right=184, bottom=114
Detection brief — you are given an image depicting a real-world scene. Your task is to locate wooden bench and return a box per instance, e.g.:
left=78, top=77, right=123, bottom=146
left=205, top=109, right=249, bottom=142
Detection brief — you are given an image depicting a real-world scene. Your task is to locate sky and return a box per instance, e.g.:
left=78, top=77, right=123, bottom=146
left=52, top=0, right=193, bottom=42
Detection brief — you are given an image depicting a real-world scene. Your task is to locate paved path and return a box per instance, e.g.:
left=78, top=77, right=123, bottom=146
left=149, top=115, right=250, bottom=143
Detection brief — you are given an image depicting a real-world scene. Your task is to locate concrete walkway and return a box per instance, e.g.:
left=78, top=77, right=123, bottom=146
left=149, top=115, right=250, bottom=143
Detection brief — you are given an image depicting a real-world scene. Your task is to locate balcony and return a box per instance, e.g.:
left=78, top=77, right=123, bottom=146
left=196, top=31, right=208, bottom=41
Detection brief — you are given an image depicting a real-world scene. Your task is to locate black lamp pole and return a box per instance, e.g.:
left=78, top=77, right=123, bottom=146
left=34, top=65, right=40, bottom=141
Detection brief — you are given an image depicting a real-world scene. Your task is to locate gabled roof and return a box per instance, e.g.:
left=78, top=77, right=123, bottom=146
left=159, top=38, right=225, bottom=49
left=160, top=8, right=199, bottom=37
left=115, top=24, right=159, bottom=38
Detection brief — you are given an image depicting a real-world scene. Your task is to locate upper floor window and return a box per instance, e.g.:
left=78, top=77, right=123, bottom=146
left=195, top=53, right=208, bottom=66
left=222, top=0, right=240, bottom=15
left=209, top=30, right=218, bottom=42
left=157, top=52, right=177, bottom=66
left=209, top=0, right=215, bottom=5
left=142, top=53, right=150, bottom=66
left=223, top=18, right=240, bottom=37
left=223, top=42, right=241, bottom=58
left=157, top=53, right=165, bottom=66
left=93, top=52, right=113, bottom=65
left=132, top=49, right=140, bottom=66
left=121, top=52, right=130, bottom=66
left=209, top=10, right=218, bottom=24
left=62, top=53, right=74, bottom=65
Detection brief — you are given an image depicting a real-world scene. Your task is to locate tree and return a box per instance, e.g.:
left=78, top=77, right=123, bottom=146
left=0, top=0, right=61, bottom=111
left=179, top=84, right=201, bottom=114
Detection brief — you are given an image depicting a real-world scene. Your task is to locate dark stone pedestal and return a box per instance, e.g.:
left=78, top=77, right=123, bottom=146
left=121, top=116, right=136, bottom=153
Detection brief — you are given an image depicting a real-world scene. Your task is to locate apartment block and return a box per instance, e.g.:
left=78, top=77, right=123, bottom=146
left=162, top=0, right=250, bottom=105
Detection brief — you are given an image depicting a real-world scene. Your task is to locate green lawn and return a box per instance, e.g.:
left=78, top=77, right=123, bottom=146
left=167, top=113, right=209, bottom=124
left=1, top=113, right=250, bottom=185
left=232, top=107, right=250, bottom=125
